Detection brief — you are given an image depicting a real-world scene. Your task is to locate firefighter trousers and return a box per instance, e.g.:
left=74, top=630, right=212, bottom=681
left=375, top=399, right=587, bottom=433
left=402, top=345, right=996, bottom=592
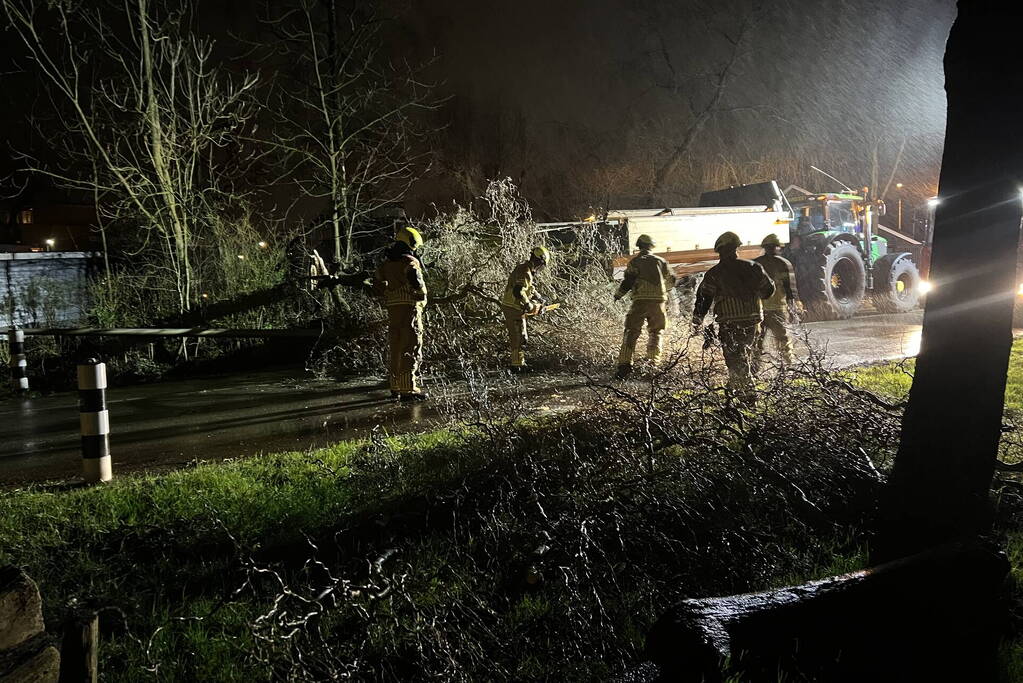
left=387, top=303, right=424, bottom=394
left=617, top=300, right=667, bottom=366
left=756, top=309, right=793, bottom=371
left=719, top=321, right=760, bottom=396
left=502, top=306, right=528, bottom=367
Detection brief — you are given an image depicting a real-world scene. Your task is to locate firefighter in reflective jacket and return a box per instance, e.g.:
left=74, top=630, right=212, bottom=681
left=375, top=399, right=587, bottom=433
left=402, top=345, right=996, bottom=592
left=614, top=234, right=677, bottom=378
left=374, top=226, right=428, bottom=401
left=692, top=231, right=775, bottom=396
left=753, top=233, right=798, bottom=371
left=501, top=246, right=550, bottom=373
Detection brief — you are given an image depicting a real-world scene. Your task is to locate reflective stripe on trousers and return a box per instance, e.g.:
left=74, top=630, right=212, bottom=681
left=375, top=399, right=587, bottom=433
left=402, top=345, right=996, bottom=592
left=503, top=306, right=527, bottom=367
left=387, top=303, right=424, bottom=393
left=617, top=300, right=666, bottom=365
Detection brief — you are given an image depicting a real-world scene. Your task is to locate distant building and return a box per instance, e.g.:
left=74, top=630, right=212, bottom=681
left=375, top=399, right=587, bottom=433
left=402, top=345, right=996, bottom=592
left=1, top=251, right=98, bottom=327
left=0, top=188, right=101, bottom=252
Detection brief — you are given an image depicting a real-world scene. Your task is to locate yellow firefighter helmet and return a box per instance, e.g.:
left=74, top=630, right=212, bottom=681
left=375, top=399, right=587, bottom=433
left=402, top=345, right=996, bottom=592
left=395, top=226, right=423, bottom=250
left=531, top=246, right=550, bottom=264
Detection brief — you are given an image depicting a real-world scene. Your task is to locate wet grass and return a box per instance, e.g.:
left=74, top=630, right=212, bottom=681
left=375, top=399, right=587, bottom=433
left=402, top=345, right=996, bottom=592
left=849, top=339, right=1023, bottom=413
left=1001, top=531, right=1023, bottom=683
left=0, top=429, right=466, bottom=680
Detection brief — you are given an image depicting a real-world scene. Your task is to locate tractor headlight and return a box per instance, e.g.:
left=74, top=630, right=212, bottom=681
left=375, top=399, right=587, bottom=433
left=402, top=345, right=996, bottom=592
left=918, top=281, right=934, bottom=294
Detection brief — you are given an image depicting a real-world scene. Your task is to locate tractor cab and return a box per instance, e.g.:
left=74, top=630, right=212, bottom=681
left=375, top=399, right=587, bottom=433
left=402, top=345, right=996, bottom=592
left=789, top=193, right=866, bottom=236
left=789, top=192, right=890, bottom=264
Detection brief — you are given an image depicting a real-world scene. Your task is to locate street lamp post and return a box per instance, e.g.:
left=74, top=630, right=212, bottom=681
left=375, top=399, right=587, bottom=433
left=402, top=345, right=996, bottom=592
left=896, top=183, right=904, bottom=233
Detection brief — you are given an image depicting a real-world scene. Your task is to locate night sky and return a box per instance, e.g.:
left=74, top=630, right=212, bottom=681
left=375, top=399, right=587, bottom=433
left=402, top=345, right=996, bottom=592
left=397, top=0, right=954, bottom=215
left=0, top=0, right=956, bottom=219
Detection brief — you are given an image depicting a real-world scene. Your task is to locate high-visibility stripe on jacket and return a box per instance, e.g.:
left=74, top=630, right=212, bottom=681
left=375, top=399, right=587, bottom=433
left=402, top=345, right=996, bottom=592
left=375, top=254, right=427, bottom=306
left=754, top=253, right=798, bottom=311
left=502, top=261, right=535, bottom=310
left=618, top=251, right=677, bottom=302
left=694, top=256, right=775, bottom=323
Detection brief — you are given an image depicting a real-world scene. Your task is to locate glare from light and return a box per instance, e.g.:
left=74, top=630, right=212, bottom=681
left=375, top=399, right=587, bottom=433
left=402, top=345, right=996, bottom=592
left=904, top=329, right=922, bottom=357
left=44, top=238, right=55, bottom=246
left=927, top=197, right=940, bottom=208
left=237, top=254, right=245, bottom=260
left=918, top=280, right=934, bottom=294
left=896, top=182, right=903, bottom=189
left=258, top=241, right=268, bottom=248
left=201, top=293, right=209, bottom=299
left=1017, top=282, right=1023, bottom=296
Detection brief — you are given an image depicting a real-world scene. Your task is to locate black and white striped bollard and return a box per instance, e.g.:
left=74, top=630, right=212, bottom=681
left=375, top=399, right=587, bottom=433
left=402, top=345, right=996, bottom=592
left=78, top=358, right=112, bottom=483
left=8, top=328, right=28, bottom=394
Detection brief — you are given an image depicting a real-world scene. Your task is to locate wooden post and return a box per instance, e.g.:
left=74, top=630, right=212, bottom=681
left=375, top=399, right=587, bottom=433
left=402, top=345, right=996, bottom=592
left=58, top=610, right=98, bottom=683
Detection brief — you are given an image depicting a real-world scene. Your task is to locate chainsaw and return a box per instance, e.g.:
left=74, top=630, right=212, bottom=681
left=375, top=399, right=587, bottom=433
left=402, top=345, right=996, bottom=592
left=526, top=302, right=561, bottom=317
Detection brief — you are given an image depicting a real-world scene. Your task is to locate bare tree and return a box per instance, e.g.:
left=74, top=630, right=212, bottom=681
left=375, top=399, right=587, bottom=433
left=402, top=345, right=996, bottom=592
left=636, top=0, right=764, bottom=203
left=257, top=0, right=438, bottom=267
left=2, top=0, right=258, bottom=314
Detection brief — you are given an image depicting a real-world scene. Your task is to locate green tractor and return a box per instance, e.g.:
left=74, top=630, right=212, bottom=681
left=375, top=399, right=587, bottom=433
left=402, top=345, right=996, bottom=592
left=786, top=191, right=923, bottom=320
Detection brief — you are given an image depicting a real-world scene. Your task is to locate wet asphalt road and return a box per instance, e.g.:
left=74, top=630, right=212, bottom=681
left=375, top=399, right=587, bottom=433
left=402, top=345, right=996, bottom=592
left=1, top=311, right=924, bottom=485
left=797, top=310, right=923, bottom=367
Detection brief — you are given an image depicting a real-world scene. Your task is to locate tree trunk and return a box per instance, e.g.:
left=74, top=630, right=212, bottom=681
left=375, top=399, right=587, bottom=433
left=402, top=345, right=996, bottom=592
left=138, top=0, right=191, bottom=313
left=643, top=542, right=1006, bottom=682
left=873, top=2, right=1023, bottom=561
left=324, top=0, right=344, bottom=266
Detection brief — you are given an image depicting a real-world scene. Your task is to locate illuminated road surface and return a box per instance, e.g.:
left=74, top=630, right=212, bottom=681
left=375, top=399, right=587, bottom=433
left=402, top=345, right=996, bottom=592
left=798, top=310, right=923, bottom=367
left=1, top=311, right=924, bottom=484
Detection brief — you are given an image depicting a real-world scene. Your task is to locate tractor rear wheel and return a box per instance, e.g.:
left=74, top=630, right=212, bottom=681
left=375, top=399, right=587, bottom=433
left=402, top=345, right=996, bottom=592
left=798, top=240, right=866, bottom=320
left=872, top=254, right=921, bottom=313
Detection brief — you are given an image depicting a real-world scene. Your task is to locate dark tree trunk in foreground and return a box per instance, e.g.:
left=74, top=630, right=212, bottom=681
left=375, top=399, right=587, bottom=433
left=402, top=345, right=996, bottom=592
left=874, top=2, right=1023, bottom=562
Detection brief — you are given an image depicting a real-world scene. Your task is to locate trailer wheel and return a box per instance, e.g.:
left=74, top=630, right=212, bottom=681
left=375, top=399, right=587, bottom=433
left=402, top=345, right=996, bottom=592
left=799, top=240, right=866, bottom=320
left=872, top=254, right=921, bottom=314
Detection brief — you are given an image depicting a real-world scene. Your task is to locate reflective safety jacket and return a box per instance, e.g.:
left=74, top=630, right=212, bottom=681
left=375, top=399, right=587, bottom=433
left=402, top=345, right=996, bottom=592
left=694, top=255, right=775, bottom=323
left=375, top=252, right=427, bottom=306
left=754, top=253, right=798, bottom=311
left=617, top=250, right=677, bottom=302
left=502, top=261, right=536, bottom=310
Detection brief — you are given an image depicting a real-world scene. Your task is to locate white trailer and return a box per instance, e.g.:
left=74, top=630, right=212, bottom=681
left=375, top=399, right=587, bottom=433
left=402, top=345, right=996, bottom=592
left=604, top=205, right=792, bottom=279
